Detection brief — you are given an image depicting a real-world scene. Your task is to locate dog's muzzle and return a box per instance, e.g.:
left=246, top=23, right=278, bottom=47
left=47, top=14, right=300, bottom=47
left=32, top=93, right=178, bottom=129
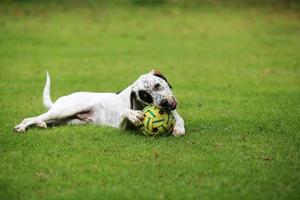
left=160, top=96, right=177, bottom=110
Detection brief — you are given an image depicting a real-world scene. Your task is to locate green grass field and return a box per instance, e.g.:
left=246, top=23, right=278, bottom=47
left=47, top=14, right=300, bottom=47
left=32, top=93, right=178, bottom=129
left=0, top=1, right=299, bottom=199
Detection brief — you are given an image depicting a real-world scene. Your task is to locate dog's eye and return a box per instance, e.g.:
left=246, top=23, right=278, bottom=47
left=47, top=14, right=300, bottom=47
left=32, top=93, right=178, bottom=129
left=154, top=83, right=161, bottom=90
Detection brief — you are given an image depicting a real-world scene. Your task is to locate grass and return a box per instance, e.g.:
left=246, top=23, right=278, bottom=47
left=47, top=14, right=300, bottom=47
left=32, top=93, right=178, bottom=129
left=0, top=1, right=300, bottom=200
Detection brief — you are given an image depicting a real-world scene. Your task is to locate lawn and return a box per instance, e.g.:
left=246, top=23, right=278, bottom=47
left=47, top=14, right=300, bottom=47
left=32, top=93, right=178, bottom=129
left=0, top=1, right=299, bottom=199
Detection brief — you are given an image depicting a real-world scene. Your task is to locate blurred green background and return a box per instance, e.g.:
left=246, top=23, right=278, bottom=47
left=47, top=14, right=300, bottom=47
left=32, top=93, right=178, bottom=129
left=0, top=0, right=299, bottom=200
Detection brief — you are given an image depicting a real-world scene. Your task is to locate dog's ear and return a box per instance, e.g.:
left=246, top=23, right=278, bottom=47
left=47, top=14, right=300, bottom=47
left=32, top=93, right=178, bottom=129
left=130, top=91, right=137, bottom=109
left=150, top=69, right=173, bottom=89
left=130, top=91, right=145, bottom=110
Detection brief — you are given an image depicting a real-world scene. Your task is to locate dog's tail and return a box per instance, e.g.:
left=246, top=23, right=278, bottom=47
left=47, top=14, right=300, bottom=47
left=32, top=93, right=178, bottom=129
left=43, top=71, right=54, bottom=109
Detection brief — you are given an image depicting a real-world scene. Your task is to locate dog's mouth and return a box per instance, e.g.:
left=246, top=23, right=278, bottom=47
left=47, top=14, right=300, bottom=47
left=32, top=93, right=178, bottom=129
left=169, top=101, right=177, bottom=110
left=158, top=99, right=177, bottom=111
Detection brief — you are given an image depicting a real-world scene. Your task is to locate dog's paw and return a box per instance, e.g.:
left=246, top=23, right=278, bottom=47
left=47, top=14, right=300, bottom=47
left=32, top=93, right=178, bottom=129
left=126, top=110, right=145, bottom=126
left=13, top=124, right=26, bottom=133
left=36, top=121, right=47, bottom=129
left=172, top=124, right=185, bottom=137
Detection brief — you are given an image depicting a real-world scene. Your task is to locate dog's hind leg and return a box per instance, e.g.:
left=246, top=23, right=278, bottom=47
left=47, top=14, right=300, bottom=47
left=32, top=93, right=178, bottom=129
left=13, top=112, right=76, bottom=133
left=13, top=105, right=93, bottom=133
left=13, top=112, right=53, bottom=133
left=13, top=92, right=99, bottom=133
left=13, top=107, right=84, bottom=133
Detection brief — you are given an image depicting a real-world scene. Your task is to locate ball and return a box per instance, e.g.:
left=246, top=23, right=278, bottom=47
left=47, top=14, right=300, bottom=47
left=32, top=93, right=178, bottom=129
left=140, top=106, right=175, bottom=136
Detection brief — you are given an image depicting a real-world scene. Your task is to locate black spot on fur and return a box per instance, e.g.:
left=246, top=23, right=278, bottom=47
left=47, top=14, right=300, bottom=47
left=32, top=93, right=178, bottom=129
left=138, top=90, right=153, bottom=104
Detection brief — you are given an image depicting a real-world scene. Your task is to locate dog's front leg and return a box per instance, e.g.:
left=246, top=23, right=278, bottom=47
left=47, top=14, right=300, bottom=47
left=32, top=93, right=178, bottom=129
left=171, top=110, right=185, bottom=136
left=119, top=109, right=145, bottom=130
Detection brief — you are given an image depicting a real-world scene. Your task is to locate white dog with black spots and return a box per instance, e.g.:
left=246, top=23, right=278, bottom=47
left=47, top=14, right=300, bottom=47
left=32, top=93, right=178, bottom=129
left=13, top=70, right=185, bottom=136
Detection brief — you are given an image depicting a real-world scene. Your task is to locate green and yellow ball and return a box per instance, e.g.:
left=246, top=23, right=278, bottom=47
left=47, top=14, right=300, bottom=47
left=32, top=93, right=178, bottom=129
left=140, top=106, right=175, bottom=136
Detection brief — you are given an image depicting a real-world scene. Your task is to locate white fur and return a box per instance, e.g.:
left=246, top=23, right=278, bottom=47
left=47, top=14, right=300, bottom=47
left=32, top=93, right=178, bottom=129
left=13, top=70, right=185, bottom=136
left=42, top=71, right=53, bottom=109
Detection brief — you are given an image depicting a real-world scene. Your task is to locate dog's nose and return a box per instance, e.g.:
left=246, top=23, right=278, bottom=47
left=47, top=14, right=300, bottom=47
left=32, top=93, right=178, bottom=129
left=160, top=99, right=169, bottom=108
left=160, top=97, right=177, bottom=110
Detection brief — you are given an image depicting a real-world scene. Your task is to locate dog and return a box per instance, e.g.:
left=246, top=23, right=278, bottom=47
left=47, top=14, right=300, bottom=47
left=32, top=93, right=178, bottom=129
left=13, top=70, right=185, bottom=136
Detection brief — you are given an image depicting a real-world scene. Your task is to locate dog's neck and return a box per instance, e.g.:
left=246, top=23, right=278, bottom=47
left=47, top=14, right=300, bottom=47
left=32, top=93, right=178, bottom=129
left=117, top=86, right=131, bottom=108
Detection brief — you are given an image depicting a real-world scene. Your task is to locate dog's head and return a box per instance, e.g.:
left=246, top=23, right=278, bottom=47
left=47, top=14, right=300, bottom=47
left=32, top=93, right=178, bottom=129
left=131, top=70, right=177, bottom=110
